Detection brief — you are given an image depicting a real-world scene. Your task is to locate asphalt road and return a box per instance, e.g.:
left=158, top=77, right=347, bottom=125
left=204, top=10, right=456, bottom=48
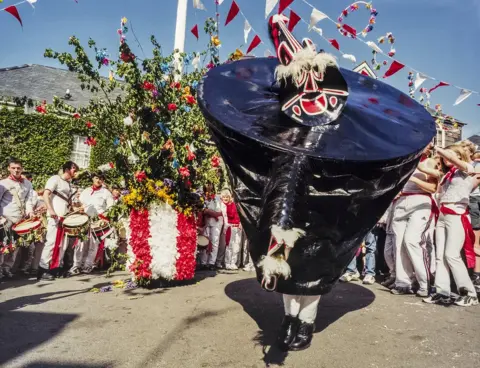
left=0, top=270, right=479, bottom=368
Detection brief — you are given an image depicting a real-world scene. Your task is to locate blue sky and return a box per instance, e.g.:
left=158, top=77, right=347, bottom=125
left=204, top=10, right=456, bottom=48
left=1, top=0, right=479, bottom=137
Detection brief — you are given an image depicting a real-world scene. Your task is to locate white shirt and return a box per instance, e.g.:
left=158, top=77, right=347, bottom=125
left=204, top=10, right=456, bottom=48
left=204, top=195, right=224, bottom=227
left=439, top=164, right=476, bottom=206
left=79, top=186, right=114, bottom=218
left=402, top=169, right=429, bottom=194
left=45, top=175, right=74, bottom=217
left=0, top=177, right=34, bottom=223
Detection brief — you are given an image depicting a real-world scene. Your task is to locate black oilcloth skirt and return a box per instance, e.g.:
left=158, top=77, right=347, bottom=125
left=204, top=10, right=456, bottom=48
left=198, top=58, right=435, bottom=295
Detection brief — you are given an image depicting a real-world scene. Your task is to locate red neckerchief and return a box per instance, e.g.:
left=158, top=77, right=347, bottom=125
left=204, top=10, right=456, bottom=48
left=9, top=175, right=24, bottom=183
left=206, top=192, right=215, bottom=201
left=420, top=154, right=428, bottom=162
left=91, top=185, right=102, bottom=195
left=440, top=167, right=458, bottom=186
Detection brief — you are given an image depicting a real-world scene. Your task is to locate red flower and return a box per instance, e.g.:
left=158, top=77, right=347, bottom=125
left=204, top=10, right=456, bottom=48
left=128, top=209, right=153, bottom=283
left=120, top=52, right=135, bottom=63
left=179, top=167, right=190, bottom=178
left=142, top=81, right=155, bottom=91
left=185, top=95, right=197, bottom=105
left=168, top=103, right=178, bottom=111
left=134, top=171, right=147, bottom=182
left=109, top=162, right=115, bottom=168
left=186, top=145, right=196, bottom=161
left=170, top=82, right=181, bottom=90
left=73, top=113, right=81, bottom=119
left=174, top=213, right=197, bottom=280
left=35, top=105, right=47, bottom=114
left=85, top=137, right=97, bottom=146
left=86, top=121, right=94, bottom=128
left=206, top=62, right=215, bottom=70
left=211, top=155, right=221, bottom=168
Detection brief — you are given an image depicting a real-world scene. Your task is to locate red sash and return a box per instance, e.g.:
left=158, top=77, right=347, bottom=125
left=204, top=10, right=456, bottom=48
left=440, top=205, right=476, bottom=269
left=396, top=192, right=439, bottom=223
left=50, top=218, right=65, bottom=269
left=95, top=240, right=105, bottom=267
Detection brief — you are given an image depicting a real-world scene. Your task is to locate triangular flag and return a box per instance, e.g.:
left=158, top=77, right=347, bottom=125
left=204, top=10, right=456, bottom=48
left=343, top=54, right=357, bottom=63
left=278, top=0, right=294, bottom=14
left=453, top=89, right=472, bottom=106
left=264, top=49, right=274, bottom=57
left=190, top=25, right=199, bottom=40
left=288, top=10, right=301, bottom=31
left=193, top=0, right=206, bottom=11
left=265, top=0, right=279, bottom=18
left=309, top=26, right=323, bottom=36
left=244, top=20, right=252, bottom=43
left=225, top=1, right=240, bottom=26
left=414, top=73, right=428, bottom=91
left=309, top=8, right=328, bottom=29
left=5, top=6, right=22, bottom=27
left=247, top=35, right=261, bottom=54
left=428, top=81, right=449, bottom=94
left=341, top=24, right=357, bottom=38
left=366, top=41, right=382, bottom=53
left=26, top=0, right=37, bottom=8
left=383, top=60, right=405, bottom=78
left=192, top=54, right=201, bottom=70
left=218, top=0, right=225, bottom=4
left=329, top=39, right=340, bottom=50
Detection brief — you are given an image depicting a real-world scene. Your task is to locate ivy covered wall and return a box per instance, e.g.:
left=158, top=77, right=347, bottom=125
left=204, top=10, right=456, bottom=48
left=0, top=107, right=112, bottom=188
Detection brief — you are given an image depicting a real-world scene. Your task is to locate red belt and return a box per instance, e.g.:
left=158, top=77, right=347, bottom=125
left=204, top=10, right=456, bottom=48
left=440, top=205, right=476, bottom=269
left=50, top=218, right=65, bottom=269
left=225, top=223, right=240, bottom=247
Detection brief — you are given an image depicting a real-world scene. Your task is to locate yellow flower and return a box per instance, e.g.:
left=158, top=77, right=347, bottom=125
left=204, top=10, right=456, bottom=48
left=183, top=86, right=191, bottom=95
left=122, top=17, right=128, bottom=24
left=211, top=35, right=221, bottom=47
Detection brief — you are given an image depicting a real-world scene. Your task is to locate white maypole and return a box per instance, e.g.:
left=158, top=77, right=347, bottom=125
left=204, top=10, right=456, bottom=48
left=173, top=0, right=188, bottom=78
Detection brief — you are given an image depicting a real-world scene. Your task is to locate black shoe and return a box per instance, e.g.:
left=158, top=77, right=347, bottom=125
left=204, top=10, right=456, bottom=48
left=37, top=268, right=55, bottom=281
left=289, top=322, right=315, bottom=351
left=276, top=315, right=300, bottom=351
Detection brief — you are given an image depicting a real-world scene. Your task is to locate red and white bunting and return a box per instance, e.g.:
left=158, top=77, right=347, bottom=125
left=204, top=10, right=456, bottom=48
left=278, top=0, right=294, bottom=14
left=329, top=39, right=340, bottom=51
left=5, top=6, right=23, bottom=27
left=225, top=0, right=240, bottom=25
left=193, top=0, right=206, bottom=11
left=428, top=81, right=449, bottom=94
left=383, top=60, right=405, bottom=78
left=309, top=7, right=328, bottom=30
left=244, top=19, right=252, bottom=43
left=453, top=89, right=472, bottom=106
left=247, top=35, right=262, bottom=54
left=190, top=24, right=199, bottom=40
left=288, top=10, right=301, bottom=31
left=265, top=0, right=279, bottom=18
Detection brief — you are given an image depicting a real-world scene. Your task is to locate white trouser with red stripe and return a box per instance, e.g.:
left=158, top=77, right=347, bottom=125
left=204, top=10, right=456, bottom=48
left=391, top=194, right=433, bottom=292
left=200, top=224, right=223, bottom=266
left=73, top=232, right=100, bottom=269
left=39, top=217, right=68, bottom=270
left=435, top=204, right=477, bottom=297
left=283, top=295, right=321, bottom=323
left=224, top=225, right=242, bottom=269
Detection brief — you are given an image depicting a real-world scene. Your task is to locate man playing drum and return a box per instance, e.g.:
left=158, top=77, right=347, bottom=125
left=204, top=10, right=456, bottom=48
left=38, top=161, right=79, bottom=281
left=0, top=158, right=35, bottom=278
left=70, top=172, right=114, bottom=275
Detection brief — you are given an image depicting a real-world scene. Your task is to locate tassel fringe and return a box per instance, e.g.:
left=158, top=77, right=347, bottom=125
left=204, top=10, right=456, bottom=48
left=257, top=255, right=291, bottom=281
left=275, top=51, right=338, bottom=86
left=271, top=225, right=306, bottom=249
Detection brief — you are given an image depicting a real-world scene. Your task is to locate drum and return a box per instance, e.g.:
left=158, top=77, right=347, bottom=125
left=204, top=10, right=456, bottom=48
left=12, top=218, right=43, bottom=236
left=63, top=213, right=89, bottom=236
left=197, top=235, right=210, bottom=248
left=91, top=220, right=114, bottom=240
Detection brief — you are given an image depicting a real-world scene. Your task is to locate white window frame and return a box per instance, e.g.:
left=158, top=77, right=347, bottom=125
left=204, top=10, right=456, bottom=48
left=71, top=135, right=92, bottom=169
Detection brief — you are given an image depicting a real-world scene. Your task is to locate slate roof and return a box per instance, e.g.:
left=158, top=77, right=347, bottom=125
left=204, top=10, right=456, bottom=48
left=0, top=64, right=122, bottom=108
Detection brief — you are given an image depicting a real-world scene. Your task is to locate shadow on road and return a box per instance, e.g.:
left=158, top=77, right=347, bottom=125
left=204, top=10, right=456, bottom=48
left=225, top=278, right=376, bottom=366
left=22, top=362, right=113, bottom=368
left=0, top=289, right=91, bottom=366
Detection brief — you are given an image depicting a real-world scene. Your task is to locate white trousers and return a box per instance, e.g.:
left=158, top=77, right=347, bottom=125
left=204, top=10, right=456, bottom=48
left=283, top=294, right=321, bottom=323
left=73, top=232, right=100, bottom=269
left=39, top=217, right=68, bottom=270
left=224, top=226, right=242, bottom=268
left=435, top=211, right=476, bottom=296
left=391, top=195, right=433, bottom=291
left=200, top=225, right=222, bottom=266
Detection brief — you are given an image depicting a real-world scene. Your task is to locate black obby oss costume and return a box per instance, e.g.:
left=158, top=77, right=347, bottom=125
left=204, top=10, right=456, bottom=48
left=198, top=15, right=435, bottom=295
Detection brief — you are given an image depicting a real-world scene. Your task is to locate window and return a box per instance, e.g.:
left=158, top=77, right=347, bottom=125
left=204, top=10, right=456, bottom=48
left=71, top=135, right=91, bottom=169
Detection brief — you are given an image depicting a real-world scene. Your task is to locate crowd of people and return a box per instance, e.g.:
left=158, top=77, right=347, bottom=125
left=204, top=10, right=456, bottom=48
left=2, top=140, right=480, bottom=310
left=340, top=140, right=480, bottom=307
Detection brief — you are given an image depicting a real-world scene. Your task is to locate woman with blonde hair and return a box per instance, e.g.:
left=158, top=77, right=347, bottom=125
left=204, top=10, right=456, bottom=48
left=424, top=145, right=479, bottom=306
